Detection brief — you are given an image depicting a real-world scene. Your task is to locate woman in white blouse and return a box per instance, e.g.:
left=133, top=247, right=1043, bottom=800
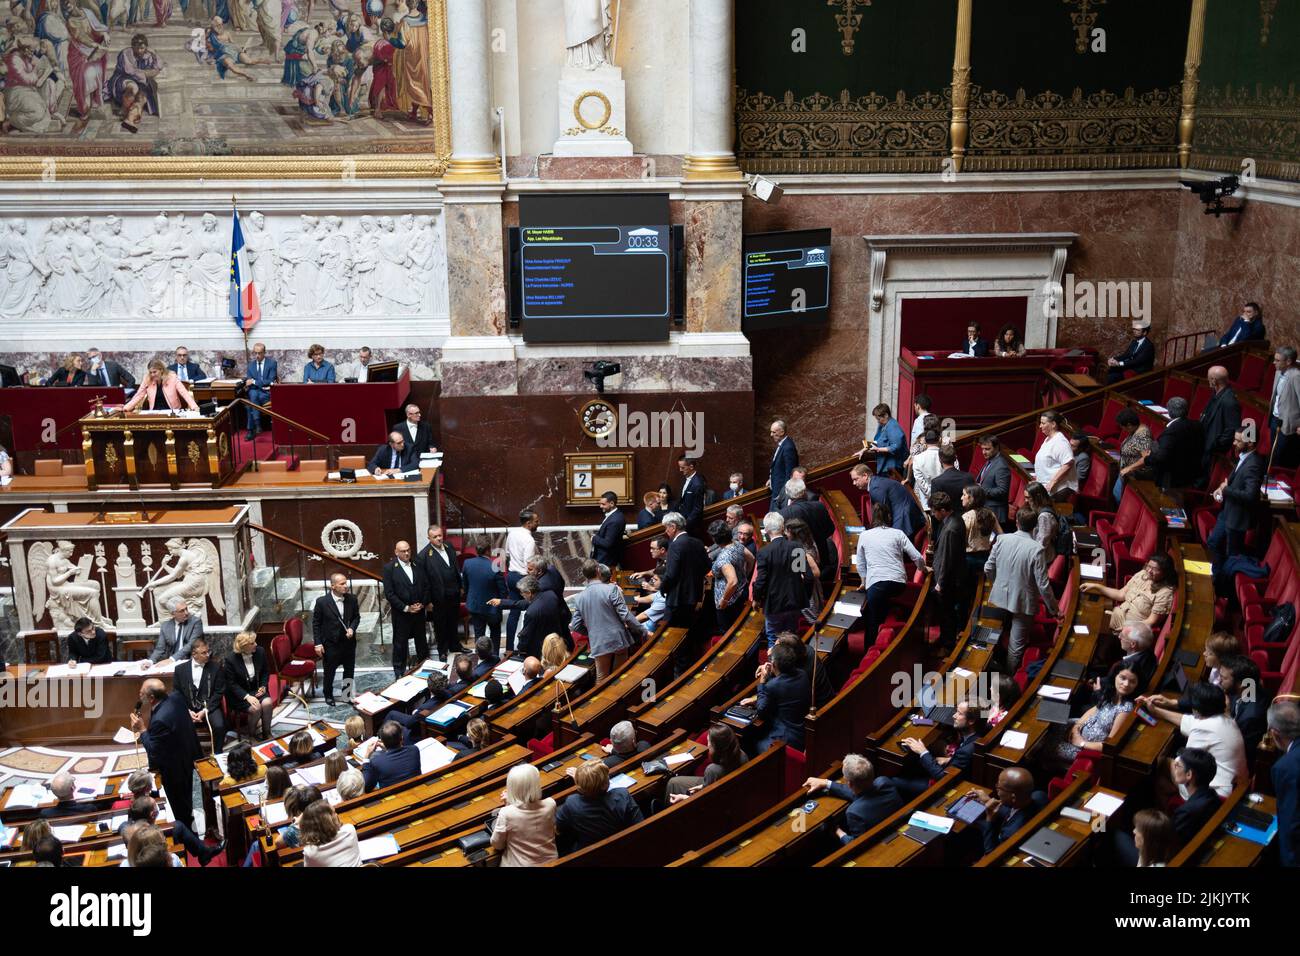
left=491, top=763, right=557, bottom=866
left=1034, top=410, right=1077, bottom=501
left=300, top=801, right=360, bottom=867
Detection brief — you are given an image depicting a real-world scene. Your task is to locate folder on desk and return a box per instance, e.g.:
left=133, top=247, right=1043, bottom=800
left=425, top=701, right=471, bottom=727
left=1049, top=659, right=1085, bottom=680
left=1036, top=699, right=1072, bottom=725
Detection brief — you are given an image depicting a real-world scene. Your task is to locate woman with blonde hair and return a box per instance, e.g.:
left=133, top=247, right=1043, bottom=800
left=540, top=632, right=568, bottom=679
left=490, top=763, right=557, bottom=867
left=222, top=631, right=275, bottom=739
left=124, top=359, right=200, bottom=412
left=301, top=343, right=336, bottom=383
left=46, top=353, right=86, bottom=387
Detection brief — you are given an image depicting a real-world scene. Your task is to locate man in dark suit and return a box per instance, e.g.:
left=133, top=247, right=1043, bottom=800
left=40, top=773, right=96, bottom=818
left=167, top=345, right=207, bottom=383
left=362, top=721, right=422, bottom=791
left=85, top=348, right=136, bottom=388
left=780, top=477, right=836, bottom=582
left=1105, top=320, right=1156, bottom=384
left=975, top=436, right=1012, bottom=525
left=1219, top=656, right=1270, bottom=754
left=929, top=491, right=970, bottom=650
left=743, top=641, right=811, bottom=753
left=1199, top=366, right=1241, bottom=475
left=601, top=720, right=651, bottom=767
left=590, top=491, right=626, bottom=568
left=462, top=535, right=506, bottom=648
left=382, top=540, right=427, bottom=677
left=659, top=511, right=710, bottom=629
left=1207, top=429, right=1264, bottom=572
left=1267, top=699, right=1300, bottom=867
left=471, top=635, right=500, bottom=679
left=369, top=430, right=414, bottom=476
left=130, top=678, right=203, bottom=828
left=527, top=555, right=566, bottom=599
left=313, top=572, right=361, bottom=704
left=420, top=524, right=463, bottom=660
left=893, top=699, right=984, bottom=799
left=398, top=403, right=436, bottom=457
left=493, top=574, right=569, bottom=660
left=958, top=322, right=990, bottom=357
left=929, top=446, right=975, bottom=512
left=172, top=635, right=228, bottom=750
left=676, top=455, right=708, bottom=528
left=768, top=420, right=798, bottom=501
left=1143, top=397, right=1204, bottom=491
left=66, top=616, right=113, bottom=664
left=242, top=341, right=278, bottom=440
left=752, top=512, right=812, bottom=649
left=966, top=767, right=1046, bottom=854
left=1217, top=302, right=1266, bottom=347
left=851, top=465, right=924, bottom=540
left=803, top=754, right=903, bottom=845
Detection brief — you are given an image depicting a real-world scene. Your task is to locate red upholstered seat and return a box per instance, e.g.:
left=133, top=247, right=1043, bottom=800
left=1094, top=486, right=1141, bottom=554
left=1075, top=450, right=1112, bottom=519
left=271, top=634, right=316, bottom=690
left=1111, top=512, right=1157, bottom=584
left=284, top=616, right=305, bottom=651
left=782, top=746, right=807, bottom=796
left=527, top=733, right=554, bottom=757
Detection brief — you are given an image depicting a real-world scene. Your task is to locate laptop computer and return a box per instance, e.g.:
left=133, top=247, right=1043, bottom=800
left=901, top=824, right=944, bottom=846
left=1018, top=828, right=1077, bottom=865
left=918, top=682, right=957, bottom=727
left=1049, top=659, right=1085, bottom=681
left=1036, top=698, right=1072, bottom=725
left=826, top=613, right=859, bottom=630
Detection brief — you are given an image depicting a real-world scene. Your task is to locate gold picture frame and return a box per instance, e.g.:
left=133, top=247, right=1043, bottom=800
left=0, top=0, right=452, bottom=181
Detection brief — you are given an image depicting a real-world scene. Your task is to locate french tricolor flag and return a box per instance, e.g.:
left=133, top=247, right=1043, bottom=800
left=229, top=207, right=261, bottom=331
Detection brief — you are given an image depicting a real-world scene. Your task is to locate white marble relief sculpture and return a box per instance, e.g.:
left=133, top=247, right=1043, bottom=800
left=141, top=537, right=224, bottom=623
left=28, top=539, right=111, bottom=629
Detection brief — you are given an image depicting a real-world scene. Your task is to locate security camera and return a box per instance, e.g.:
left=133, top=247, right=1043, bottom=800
left=1181, top=175, right=1243, bottom=217
left=746, top=174, right=784, bottom=205
left=583, top=361, right=621, bottom=393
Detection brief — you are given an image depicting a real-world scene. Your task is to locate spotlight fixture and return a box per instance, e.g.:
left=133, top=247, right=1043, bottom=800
left=746, top=174, right=784, bottom=205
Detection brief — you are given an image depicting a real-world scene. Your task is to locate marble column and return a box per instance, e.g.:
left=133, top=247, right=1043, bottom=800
left=682, top=0, right=743, bottom=181
left=443, top=0, right=501, bottom=183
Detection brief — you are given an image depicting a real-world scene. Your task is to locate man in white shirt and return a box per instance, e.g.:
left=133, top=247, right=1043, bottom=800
left=1271, top=346, right=1300, bottom=468
left=349, top=346, right=373, bottom=383
left=1033, top=410, right=1077, bottom=500
left=910, top=428, right=943, bottom=511
left=400, top=403, right=435, bottom=457
left=910, top=394, right=933, bottom=449
left=504, top=509, right=540, bottom=652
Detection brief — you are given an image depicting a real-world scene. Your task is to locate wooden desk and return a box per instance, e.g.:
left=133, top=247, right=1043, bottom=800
left=0, top=770, right=160, bottom=825
left=553, top=624, right=688, bottom=746
left=0, top=664, right=172, bottom=746
left=486, top=649, right=595, bottom=743
left=628, top=608, right=765, bottom=742
left=813, top=767, right=968, bottom=867
left=976, top=773, right=1119, bottom=867
left=270, top=371, right=411, bottom=446
left=79, top=408, right=238, bottom=490
left=1173, top=786, right=1275, bottom=868
left=669, top=760, right=848, bottom=867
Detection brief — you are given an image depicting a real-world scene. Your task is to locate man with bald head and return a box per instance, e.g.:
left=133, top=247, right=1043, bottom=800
left=369, top=431, right=413, bottom=477
left=967, top=766, right=1045, bottom=854
left=40, top=772, right=95, bottom=818
left=1198, top=365, right=1241, bottom=479
left=382, top=540, right=428, bottom=677
left=129, top=677, right=202, bottom=829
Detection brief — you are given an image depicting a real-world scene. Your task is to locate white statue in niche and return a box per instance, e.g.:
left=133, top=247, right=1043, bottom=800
left=1, top=219, right=50, bottom=316
left=141, top=537, right=224, bottom=622
left=315, top=214, right=353, bottom=315
left=28, top=540, right=110, bottom=629
left=188, top=212, right=230, bottom=313
left=376, top=215, right=419, bottom=312
left=564, top=0, right=614, bottom=69
left=351, top=215, right=380, bottom=313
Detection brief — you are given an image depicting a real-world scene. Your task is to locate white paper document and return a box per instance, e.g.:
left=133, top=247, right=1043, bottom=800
left=1080, top=564, right=1105, bottom=580
left=291, top=764, right=327, bottom=787
left=384, top=675, right=428, bottom=702
left=507, top=669, right=529, bottom=695
left=358, top=834, right=401, bottom=862
left=663, top=752, right=696, bottom=767
left=51, top=824, right=87, bottom=841
left=830, top=601, right=863, bottom=618
left=908, top=811, right=955, bottom=834
left=416, top=737, right=459, bottom=773
left=1037, top=685, right=1071, bottom=701
left=4, top=783, right=48, bottom=808
left=354, top=691, right=391, bottom=714
left=1084, top=792, right=1124, bottom=817
left=263, top=802, right=289, bottom=826
left=555, top=663, right=587, bottom=683
left=607, top=773, right=636, bottom=790
left=1000, top=730, right=1029, bottom=750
